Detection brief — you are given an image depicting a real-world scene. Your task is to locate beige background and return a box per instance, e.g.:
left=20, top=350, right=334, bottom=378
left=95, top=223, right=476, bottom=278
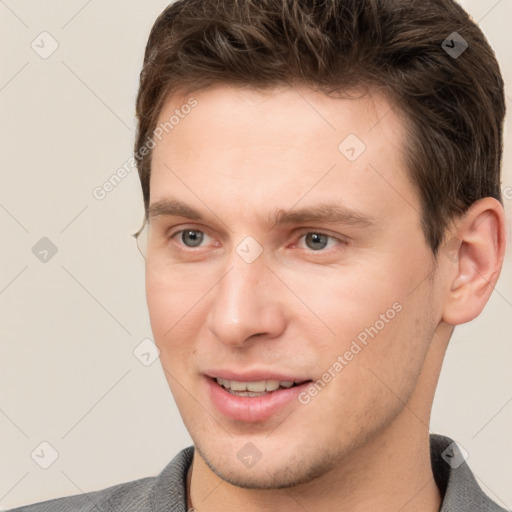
left=0, top=0, right=511, bottom=509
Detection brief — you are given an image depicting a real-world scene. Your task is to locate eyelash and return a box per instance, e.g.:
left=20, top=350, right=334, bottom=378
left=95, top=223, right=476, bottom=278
left=168, top=228, right=346, bottom=253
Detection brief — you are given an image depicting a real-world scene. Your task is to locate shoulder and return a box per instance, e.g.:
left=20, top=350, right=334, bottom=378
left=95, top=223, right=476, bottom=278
left=6, top=446, right=194, bottom=512
left=6, top=476, right=156, bottom=512
left=430, top=434, right=510, bottom=512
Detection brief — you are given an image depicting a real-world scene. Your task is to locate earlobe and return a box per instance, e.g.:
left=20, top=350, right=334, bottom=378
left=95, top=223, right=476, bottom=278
left=441, top=197, right=506, bottom=326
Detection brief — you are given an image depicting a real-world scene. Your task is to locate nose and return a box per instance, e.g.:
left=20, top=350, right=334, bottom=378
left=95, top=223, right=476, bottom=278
left=206, top=251, right=286, bottom=348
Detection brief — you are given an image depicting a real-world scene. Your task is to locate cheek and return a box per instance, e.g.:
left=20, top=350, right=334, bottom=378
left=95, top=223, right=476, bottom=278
left=289, top=252, right=435, bottom=387
left=279, top=262, right=406, bottom=349
left=145, top=263, right=208, bottom=335
left=145, top=271, right=195, bottom=363
left=345, top=282, right=436, bottom=403
left=311, top=295, right=435, bottom=441
left=145, top=272, right=172, bottom=339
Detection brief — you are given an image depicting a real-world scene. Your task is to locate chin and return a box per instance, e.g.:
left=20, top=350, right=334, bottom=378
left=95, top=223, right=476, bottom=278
left=194, top=436, right=340, bottom=490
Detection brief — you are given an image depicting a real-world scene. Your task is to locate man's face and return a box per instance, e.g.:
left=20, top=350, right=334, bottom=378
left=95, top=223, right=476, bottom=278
left=145, top=85, right=443, bottom=488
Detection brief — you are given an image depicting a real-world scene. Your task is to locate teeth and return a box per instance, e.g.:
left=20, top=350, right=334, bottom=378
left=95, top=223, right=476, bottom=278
left=231, top=380, right=250, bottom=391
left=216, top=378, right=297, bottom=392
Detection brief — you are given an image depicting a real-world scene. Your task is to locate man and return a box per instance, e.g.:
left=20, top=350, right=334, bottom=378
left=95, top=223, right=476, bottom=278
left=9, top=0, right=509, bottom=510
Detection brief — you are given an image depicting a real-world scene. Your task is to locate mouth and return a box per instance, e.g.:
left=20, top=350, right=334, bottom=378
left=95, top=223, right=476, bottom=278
left=214, top=377, right=309, bottom=397
left=206, top=375, right=313, bottom=422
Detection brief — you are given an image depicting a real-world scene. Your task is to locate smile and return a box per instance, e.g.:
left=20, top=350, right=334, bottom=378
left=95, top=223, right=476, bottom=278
left=207, top=376, right=313, bottom=422
left=215, top=378, right=307, bottom=396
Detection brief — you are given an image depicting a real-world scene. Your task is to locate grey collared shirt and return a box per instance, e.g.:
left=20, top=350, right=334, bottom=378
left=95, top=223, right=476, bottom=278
left=7, top=434, right=509, bottom=511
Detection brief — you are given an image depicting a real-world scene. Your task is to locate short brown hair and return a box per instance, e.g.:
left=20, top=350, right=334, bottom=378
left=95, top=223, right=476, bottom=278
left=134, top=0, right=505, bottom=254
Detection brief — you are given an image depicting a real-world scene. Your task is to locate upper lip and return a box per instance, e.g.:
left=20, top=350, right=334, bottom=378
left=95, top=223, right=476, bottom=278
left=204, top=369, right=311, bottom=383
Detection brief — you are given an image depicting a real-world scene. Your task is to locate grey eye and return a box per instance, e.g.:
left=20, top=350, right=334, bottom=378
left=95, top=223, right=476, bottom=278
left=181, top=230, right=204, bottom=247
left=305, top=233, right=329, bottom=250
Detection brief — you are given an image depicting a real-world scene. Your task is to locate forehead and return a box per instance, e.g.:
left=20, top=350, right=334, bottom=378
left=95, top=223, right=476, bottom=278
left=155, top=84, right=404, bottom=150
left=148, top=84, right=418, bottom=228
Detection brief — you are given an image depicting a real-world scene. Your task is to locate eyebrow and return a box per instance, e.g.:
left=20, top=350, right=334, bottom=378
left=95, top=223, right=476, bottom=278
left=269, top=204, right=375, bottom=229
left=148, top=199, right=376, bottom=229
left=149, top=199, right=203, bottom=220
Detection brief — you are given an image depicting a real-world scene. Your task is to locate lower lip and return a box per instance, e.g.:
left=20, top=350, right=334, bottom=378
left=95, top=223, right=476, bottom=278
left=206, top=377, right=311, bottom=422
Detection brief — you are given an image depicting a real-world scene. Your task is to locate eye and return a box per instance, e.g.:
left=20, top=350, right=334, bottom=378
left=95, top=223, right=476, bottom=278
left=297, top=232, right=343, bottom=251
left=168, top=228, right=345, bottom=253
left=172, top=229, right=210, bottom=248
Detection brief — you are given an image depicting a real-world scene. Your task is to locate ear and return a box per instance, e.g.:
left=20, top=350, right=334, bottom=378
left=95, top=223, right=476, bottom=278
left=440, top=197, right=507, bottom=326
